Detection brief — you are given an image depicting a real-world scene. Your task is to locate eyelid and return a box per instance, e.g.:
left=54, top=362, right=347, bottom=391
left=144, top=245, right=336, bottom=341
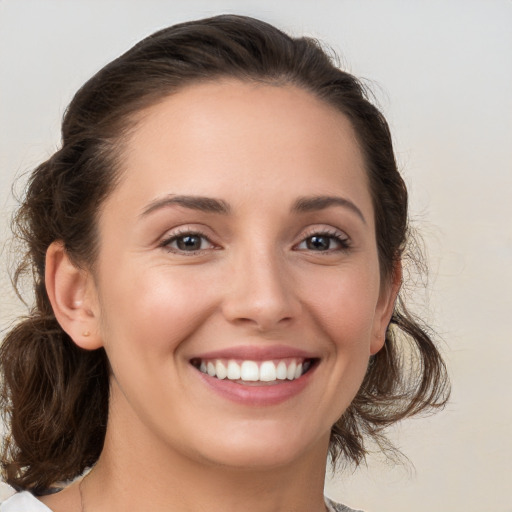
left=294, top=226, right=351, bottom=251
left=159, top=226, right=219, bottom=254
left=157, top=224, right=350, bottom=254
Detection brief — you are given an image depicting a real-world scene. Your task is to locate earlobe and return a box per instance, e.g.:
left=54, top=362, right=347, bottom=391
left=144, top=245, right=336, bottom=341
left=45, top=241, right=103, bottom=350
left=370, top=260, right=402, bottom=355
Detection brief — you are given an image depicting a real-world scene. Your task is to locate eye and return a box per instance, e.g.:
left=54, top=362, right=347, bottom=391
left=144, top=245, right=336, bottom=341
left=161, top=231, right=216, bottom=253
left=295, top=230, right=350, bottom=252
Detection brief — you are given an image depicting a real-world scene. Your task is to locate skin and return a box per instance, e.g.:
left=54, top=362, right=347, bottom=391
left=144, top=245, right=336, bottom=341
left=44, top=80, right=400, bottom=512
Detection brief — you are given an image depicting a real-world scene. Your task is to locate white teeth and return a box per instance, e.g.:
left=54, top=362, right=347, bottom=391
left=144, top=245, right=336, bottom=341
left=240, top=361, right=259, bottom=381
left=286, top=361, right=297, bottom=380
left=260, top=361, right=277, bottom=382
left=215, top=360, right=227, bottom=380
left=196, top=358, right=312, bottom=382
left=227, top=360, right=241, bottom=380
left=276, top=361, right=287, bottom=380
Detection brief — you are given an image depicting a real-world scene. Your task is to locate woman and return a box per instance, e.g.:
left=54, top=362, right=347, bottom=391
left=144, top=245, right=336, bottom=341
left=0, top=15, right=449, bottom=512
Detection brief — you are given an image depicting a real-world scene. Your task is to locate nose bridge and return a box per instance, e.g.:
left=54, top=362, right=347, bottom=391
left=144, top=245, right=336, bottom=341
left=222, top=240, right=299, bottom=330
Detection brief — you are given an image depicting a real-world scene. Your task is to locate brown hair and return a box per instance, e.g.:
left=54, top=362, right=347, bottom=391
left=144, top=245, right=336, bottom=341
left=1, top=14, right=449, bottom=494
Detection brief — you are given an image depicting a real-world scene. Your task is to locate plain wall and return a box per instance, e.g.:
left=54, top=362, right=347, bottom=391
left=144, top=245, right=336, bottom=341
left=1, top=1, right=511, bottom=511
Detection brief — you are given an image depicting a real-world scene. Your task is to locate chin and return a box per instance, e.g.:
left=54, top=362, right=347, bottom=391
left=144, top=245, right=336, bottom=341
left=188, top=422, right=329, bottom=471
left=200, top=445, right=309, bottom=471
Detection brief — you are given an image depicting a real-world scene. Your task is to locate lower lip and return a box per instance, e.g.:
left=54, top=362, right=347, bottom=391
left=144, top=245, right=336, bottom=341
left=193, top=364, right=317, bottom=406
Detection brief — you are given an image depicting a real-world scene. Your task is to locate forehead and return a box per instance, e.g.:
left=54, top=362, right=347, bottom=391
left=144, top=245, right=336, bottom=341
left=109, top=79, right=373, bottom=220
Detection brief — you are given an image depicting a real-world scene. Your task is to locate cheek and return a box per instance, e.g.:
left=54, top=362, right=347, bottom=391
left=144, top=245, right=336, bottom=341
left=98, top=263, right=217, bottom=357
left=298, top=261, right=382, bottom=416
left=301, top=264, right=381, bottom=352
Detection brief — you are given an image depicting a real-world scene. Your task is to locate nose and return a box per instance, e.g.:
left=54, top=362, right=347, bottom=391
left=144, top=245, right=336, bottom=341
left=221, top=247, right=301, bottom=332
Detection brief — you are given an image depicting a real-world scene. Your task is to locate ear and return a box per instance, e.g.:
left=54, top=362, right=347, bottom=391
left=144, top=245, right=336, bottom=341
left=45, top=241, right=103, bottom=350
left=370, top=260, right=402, bottom=355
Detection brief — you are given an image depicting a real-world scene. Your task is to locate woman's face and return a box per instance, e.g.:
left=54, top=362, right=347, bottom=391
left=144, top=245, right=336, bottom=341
left=87, top=80, right=397, bottom=469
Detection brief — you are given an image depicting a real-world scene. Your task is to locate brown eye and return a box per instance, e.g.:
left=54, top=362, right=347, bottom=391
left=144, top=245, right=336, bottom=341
left=176, top=235, right=203, bottom=251
left=305, top=235, right=332, bottom=251
left=163, top=232, right=215, bottom=253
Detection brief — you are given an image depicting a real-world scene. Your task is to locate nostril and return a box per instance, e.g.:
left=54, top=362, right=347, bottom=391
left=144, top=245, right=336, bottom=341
left=232, top=315, right=294, bottom=332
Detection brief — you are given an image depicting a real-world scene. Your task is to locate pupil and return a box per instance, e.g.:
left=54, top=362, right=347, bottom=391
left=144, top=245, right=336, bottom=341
left=178, top=235, right=201, bottom=250
left=307, top=236, right=330, bottom=251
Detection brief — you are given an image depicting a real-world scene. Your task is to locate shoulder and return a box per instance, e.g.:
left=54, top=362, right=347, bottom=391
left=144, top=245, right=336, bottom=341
left=1, top=491, right=52, bottom=511
left=325, top=496, right=364, bottom=512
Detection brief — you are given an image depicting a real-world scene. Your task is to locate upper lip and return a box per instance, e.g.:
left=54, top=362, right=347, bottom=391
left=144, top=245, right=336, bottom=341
left=191, top=344, right=319, bottom=361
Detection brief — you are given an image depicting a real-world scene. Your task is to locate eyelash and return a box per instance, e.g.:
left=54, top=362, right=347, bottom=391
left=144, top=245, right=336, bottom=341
left=160, top=229, right=216, bottom=254
left=159, top=228, right=351, bottom=255
left=294, top=229, right=351, bottom=253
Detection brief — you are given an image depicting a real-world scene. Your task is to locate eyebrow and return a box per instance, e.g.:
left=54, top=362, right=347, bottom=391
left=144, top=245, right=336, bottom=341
left=140, top=195, right=231, bottom=217
left=140, top=193, right=365, bottom=223
left=292, top=195, right=366, bottom=223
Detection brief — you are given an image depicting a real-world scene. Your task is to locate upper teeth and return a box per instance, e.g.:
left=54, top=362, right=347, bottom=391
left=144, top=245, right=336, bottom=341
left=197, top=359, right=310, bottom=382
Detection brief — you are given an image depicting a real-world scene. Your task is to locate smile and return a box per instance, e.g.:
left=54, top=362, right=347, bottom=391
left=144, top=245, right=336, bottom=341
left=191, top=358, right=314, bottom=383
left=189, top=346, right=320, bottom=405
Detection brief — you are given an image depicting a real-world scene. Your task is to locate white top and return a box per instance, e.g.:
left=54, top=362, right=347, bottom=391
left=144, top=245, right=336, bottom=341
left=1, top=491, right=50, bottom=511
left=0, top=491, right=362, bottom=511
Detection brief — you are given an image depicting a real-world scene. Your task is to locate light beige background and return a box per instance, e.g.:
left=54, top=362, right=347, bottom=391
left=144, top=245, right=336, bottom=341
left=1, top=1, right=511, bottom=511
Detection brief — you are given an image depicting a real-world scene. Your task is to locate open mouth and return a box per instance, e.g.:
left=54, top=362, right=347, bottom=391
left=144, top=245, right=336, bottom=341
left=190, top=357, right=318, bottom=383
